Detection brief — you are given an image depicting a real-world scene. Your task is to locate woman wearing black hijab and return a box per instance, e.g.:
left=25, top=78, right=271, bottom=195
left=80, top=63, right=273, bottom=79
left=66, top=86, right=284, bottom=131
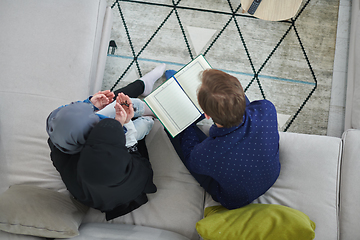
left=48, top=117, right=156, bottom=220
left=47, top=64, right=166, bottom=220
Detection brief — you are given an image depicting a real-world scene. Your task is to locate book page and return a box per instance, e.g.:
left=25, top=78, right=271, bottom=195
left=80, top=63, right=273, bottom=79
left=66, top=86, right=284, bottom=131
left=144, top=77, right=201, bottom=137
left=174, top=55, right=211, bottom=112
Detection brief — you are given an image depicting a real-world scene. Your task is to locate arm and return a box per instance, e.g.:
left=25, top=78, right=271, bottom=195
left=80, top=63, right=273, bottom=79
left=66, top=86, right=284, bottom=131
left=180, top=127, right=221, bottom=201
left=180, top=124, right=207, bottom=170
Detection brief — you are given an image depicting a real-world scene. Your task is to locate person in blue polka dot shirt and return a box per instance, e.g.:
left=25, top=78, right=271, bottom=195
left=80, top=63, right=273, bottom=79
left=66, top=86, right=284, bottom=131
left=166, top=68, right=280, bottom=210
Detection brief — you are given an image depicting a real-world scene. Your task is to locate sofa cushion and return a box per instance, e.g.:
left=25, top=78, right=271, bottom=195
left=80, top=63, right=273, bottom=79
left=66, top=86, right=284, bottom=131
left=0, top=185, right=88, bottom=239
left=202, top=131, right=343, bottom=240
left=57, top=223, right=190, bottom=240
left=83, top=120, right=205, bottom=240
left=0, top=0, right=109, bottom=194
left=196, top=204, right=315, bottom=240
left=245, top=132, right=341, bottom=240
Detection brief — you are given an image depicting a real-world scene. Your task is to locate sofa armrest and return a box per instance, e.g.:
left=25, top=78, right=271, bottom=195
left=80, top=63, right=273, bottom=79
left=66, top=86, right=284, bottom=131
left=91, top=5, right=113, bottom=94
left=339, top=129, right=360, bottom=240
left=345, top=0, right=360, bottom=130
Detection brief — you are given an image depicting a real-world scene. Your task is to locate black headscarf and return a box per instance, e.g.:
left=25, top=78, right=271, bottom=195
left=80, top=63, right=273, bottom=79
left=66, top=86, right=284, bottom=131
left=49, top=118, right=156, bottom=220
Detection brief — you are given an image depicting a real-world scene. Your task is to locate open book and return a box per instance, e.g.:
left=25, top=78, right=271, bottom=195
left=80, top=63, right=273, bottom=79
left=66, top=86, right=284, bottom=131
left=144, top=55, right=212, bottom=137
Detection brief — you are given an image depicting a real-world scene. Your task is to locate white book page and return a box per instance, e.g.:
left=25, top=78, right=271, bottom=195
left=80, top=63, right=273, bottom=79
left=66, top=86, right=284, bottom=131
left=144, top=77, right=201, bottom=137
left=174, top=55, right=211, bottom=112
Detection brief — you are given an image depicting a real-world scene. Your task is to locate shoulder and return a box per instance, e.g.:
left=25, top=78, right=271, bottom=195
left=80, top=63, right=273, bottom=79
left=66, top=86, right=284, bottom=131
left=247, top=99, right=276, bottom=113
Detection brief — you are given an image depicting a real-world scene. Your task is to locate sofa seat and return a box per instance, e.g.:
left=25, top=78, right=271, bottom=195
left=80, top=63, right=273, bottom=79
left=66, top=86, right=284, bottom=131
left=80, top=120, right=343, bottom=240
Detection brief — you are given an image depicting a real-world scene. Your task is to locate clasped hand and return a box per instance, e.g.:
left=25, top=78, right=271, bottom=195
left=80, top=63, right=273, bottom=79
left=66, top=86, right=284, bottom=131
left=114, top=93, right=134, bottom=126
left=90, top=90, right=115, bottom=110
left=90, top=90, right=134, bottom=126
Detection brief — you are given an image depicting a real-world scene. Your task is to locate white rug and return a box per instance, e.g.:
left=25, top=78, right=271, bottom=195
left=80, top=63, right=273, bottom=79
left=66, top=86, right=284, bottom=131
left=103, top=0, right=340, bottom=135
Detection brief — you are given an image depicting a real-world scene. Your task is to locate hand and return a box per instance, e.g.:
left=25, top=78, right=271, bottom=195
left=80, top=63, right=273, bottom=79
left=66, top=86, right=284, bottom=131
left=116, top=93, right=134, bottom=124
left=91, top=90, right=115, bottom=110
left=114, top=101, right=127, bottom=126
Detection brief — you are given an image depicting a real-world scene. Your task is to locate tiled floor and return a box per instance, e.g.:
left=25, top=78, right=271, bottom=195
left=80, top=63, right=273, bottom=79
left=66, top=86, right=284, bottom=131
left=327, top=0, right=351, bottom=137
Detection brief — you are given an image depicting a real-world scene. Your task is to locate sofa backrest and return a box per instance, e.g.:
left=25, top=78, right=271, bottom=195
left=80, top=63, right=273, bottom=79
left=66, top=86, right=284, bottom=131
left=0, top=0, right=109, bottom=194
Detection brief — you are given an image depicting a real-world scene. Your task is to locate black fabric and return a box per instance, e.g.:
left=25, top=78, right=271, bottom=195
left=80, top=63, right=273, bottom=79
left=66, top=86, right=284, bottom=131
left=113, top=79, right=144, bottom=99
left=48, top=81, right=155, bottom=220
left=49, top=118, right=156, bottom=220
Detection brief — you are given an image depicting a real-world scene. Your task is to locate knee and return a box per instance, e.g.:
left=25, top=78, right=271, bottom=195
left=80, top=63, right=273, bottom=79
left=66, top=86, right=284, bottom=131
left=133, top=116, right=154, bottom=140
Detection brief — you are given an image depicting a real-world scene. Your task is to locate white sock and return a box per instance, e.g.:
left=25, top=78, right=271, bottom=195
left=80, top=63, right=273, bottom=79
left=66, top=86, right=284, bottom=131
left=140, top=63, right=166, bottom=96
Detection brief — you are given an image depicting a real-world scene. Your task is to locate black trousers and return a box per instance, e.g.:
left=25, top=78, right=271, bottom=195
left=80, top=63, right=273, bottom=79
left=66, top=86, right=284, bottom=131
left=113, top=79, right=144, bottom=99
left=112, top=80, right=149, bottom=159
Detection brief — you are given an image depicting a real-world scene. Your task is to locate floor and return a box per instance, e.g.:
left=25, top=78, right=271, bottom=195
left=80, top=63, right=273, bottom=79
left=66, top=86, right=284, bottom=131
left=327, top=0, right=351, bottom=137
left=103, top=0, right=350, bottom=138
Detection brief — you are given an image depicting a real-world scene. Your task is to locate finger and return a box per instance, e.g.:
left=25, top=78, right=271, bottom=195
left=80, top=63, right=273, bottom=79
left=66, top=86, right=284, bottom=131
left=118, top=93, right=131, bottom=108
left=128, top=102, right=134, bottom=114
left=107, top=92, right=115, bottom=101
left=117, top=93, right=124, bottom=102
left=122, top=94, right=131, bottom=104
left=114, top=102, right=127, bottom=124
left=115, top=102, right=126, bottom=115
left=98, top=95, right=108, bottom=104
left=124, top=94, right=131, bottom=103
left=115, top=101, right=123, bottom=111
left=102, top=97, right=109, bottom=105
left=116, top=94, right=121, bottom=103
left=103, top=90, right=113, bottom=99
left=118, top=92, right=125, bottom=100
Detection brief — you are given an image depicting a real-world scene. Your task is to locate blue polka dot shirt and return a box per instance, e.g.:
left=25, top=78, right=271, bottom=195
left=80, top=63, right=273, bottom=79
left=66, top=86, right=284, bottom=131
left=181, top=99, right=280, bottom=209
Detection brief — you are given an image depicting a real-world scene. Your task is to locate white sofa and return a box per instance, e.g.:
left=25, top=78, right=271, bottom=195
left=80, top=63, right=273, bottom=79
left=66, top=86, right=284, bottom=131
left=0, top=1, right=359, bottom=240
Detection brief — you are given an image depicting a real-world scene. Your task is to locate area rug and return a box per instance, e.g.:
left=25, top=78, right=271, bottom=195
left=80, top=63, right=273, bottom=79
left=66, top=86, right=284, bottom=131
left=102, top=0, right=340, bottom=135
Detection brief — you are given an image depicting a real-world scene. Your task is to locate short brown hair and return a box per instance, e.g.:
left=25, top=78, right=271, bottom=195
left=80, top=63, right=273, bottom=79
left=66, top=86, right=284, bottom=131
left=197, top=69, right=246, bottom=128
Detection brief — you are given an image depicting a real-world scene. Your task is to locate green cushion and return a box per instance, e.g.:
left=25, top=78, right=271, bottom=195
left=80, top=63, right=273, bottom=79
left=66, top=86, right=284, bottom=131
left=196, top=204, right=316, bottom=240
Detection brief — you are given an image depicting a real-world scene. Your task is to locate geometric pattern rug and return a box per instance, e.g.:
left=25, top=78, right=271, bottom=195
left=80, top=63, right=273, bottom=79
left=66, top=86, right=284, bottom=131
left=103, top=0, right=340, bottom=135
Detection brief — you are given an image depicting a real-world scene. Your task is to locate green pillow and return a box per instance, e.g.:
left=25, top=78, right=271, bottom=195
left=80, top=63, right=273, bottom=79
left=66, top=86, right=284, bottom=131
left=0, top=185, right=88, bottom=238
left=196, top=204, right=316, bottom=240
